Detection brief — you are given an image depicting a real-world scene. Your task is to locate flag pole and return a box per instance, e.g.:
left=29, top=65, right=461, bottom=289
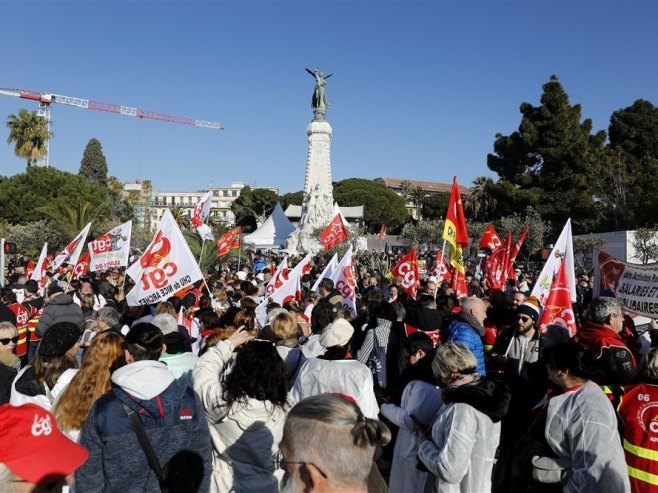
left=237, top=239, right=242, bottom=272
left=119, top=268, right=127, bottom=302
left=200, top=239, right=206, bottom=264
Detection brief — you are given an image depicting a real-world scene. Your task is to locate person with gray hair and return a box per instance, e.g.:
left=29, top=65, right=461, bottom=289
left=279, top=393, right=391, bottom=493
left=575, top=296, right=638, bottom=397
left=418, top=342, right=510, bottom=492
left=441, top=296, right=487, bottom=375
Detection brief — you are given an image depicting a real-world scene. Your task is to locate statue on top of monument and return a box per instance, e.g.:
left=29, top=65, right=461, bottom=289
left=305, top=67, right=333, bottom=112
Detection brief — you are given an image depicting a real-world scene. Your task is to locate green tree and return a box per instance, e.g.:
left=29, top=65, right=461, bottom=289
left=487, top=75, right=606, bottom=233
left=632, top=228, right=658, bottom=264
left=420, top=192, right=450, bottom=220
left=6, top=109, right=52, bottom=167
left=334, top=179, right=407, bottom=233
left=0, top=220, right=66, bottom=257
left=79, top=138, right=108, bottom=186
left=0, top=167, right=108, bottom=224
left=231, top=187, right=278, bottom=231
left=463, top=176, right=497, bottom=222
left=37, top=198, right=109, bottom=238
left=496, top=206, right=549, bottom=263
left=170, top=205, right=191, bottom=230
left=400, top=220, right=443, bottom=253
left=279, top=191, right=304, bottom=211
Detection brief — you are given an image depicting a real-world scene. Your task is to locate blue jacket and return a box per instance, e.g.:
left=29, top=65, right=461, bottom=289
left=442, top=317, right=487, bottom=376
left=75, top=364, right=212, bottom=492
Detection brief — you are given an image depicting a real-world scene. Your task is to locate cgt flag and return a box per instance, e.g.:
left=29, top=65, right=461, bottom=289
left=319, top=214, right=349, bottom=250
left=256, top=261, right=303, bottom=328
left=88, top=221, right=132, bottom=272
left=126, top=209, right=204, bottom=306
left=72, top=252, right=91, bottom=280
left=311, top=253, right=339, bottom=293
left=216, top=227, right=242, bottom=256
left=390, top=249, right=420, bottom=299
left=538, top=258, right=578, bottom=336
left=442, top=177, right=469, bottom=249
left=30, top=243, right=49, bottom=293
left=265, top=256, right=289, bottom=296
left=507, top=228, right=528, bottom=279
left=479, top=224, right=503, bottom=251
left=432, top=250, right=452, bottom=283
left=378, top=224, right=386, bottom=240
left=328, top=245, right=358, bottom=316
left=51, top=223, right=92, bottom=271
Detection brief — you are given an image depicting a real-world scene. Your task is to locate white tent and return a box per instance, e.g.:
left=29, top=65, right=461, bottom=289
left=243, top=203, right=295, bottom=248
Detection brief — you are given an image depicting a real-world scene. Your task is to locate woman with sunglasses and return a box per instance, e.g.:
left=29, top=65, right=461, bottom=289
left=193, top=326, right=289, bottom=493
left=0, top=321, right=20, bottom=404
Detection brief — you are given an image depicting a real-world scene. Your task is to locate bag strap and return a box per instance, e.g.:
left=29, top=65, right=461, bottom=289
left=123, top=404, right=166, bottom=484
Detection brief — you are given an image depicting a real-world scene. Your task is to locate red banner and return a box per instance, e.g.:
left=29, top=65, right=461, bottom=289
left=538, top=258, right=577, bottom=336
left=216, top=226, right=242, bottom=256
left=319, top=214, right=348, bottom=250
left=479, top=224, right=503, bottom=251
left=390, top=249, right=420, bottom=299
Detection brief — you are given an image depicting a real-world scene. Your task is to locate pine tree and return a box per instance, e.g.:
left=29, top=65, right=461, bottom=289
left=79, top=138, right=108, bottom=186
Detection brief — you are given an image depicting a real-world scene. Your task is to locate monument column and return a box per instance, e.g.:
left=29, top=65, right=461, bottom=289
left=286, top=68, right=336, bottom=254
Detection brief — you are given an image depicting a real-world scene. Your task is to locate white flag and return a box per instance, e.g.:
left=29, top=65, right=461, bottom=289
left=265, top=257, right=289, bottom=296
left=289, top=253, right=313, bottom=278
left=311, top=253, right=338, bottom=292
left=88, top=221, right=132, bottom=272
left=256, top=265, right=302, bottom=329
left=192, top=191, right=214, bottom=241
left=531, top=219, right=577, bottom=305
left=126, top=209, right=204, bottom=306
left=51, top=223, right=91, bottom=271
left=30, top=242, right=49, bottom=293
left=329, top=245, right=358, bottom=316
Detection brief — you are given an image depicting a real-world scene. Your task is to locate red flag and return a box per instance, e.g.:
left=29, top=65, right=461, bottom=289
left=484, top=245, right=509, bottom=290
left=431, top=250, right=452, bottom=283
left=442, top=177, right=469, bottom=247
left=72, top=252, right=90, bottom=279
left=479, top=224, right=503, bottom=251
left=502, top=231, right=512, bottom=277
left=390, top=249, right=420, bottom=299
left=25, top=259, right=35, bottom=278
left=319, top=214, right=348, bottom=250
left=538, top=258, right=578, bottom=337
left=450, top=269, right=468, bottom=298
left=216, top=227, right=242, bottom=256
left=378, top=224, right=386, bottom=240
left=507, top=228, right=529, bottom=279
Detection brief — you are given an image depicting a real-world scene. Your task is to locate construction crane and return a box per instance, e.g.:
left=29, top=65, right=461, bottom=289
left=0, top=87, right=224, bottom=167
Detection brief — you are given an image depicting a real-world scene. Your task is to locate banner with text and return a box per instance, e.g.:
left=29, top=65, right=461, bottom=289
left=594, top=250, right=658, bottom=317
left=89, top=221, right=132, bottom=272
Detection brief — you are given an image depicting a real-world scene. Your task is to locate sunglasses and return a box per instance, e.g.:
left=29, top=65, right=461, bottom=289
left=517, top=315, right=532, bottom=323
left=0, top=336, right=19, bottom=345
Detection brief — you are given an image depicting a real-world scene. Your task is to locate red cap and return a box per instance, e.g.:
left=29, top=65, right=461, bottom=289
left=0, top=403, right=88, bottom=484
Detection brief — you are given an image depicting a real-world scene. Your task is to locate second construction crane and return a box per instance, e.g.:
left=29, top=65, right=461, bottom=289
left=0, top=87, right=224, bottom=167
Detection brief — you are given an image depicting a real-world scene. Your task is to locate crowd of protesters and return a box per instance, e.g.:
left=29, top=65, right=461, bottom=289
left=0, top=248, right=655, bottom=493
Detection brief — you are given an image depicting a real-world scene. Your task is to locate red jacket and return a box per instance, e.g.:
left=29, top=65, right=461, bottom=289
left=618, top=381, right=658, bottom=492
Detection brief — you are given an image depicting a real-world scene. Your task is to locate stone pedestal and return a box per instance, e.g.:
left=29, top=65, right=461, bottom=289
left=286, top=119, right=335, bottom=254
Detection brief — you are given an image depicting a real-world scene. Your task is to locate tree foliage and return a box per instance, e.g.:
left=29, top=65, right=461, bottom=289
left=333, top=179, right=407, bottom=233
left=0, top=220, right=66, bottom=257
left=420, top=192, right=450, bottom=221
left=79, top=138, right=108, bottom=186
left=487, top=75, right=606, bottom=233
left=632, top=228, right=658, bottom=264
left=6, top=109, right=52, bottom=167
left=279, top=191, right=303, bottom=211
left=231, top=187, right=278, bottom=231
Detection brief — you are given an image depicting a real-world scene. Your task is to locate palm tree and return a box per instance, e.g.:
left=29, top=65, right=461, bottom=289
left=464, top=176, right=498, bottom=222
left=170, top=205, right=192, bottom=230
left=37, top=198, right=108, bottom=238
left=6, top=109, right=52, bottom=167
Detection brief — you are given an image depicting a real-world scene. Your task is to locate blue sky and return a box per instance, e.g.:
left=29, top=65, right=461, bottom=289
left=1, top=1, right=656, bottom=194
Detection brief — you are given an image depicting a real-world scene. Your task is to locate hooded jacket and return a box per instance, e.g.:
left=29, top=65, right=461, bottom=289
left=10, top=365, right=77, bottom=410
left=193, top=340, right=288, bottom=493
left=75, top=360, right=212, bottom=492
left=442, top=313, right=487, bottom=376
left=35, top=294, right=85, bottom=337
left=575, top=321, right=638, bottom=386
left=417, top=378, right=510, bottom=493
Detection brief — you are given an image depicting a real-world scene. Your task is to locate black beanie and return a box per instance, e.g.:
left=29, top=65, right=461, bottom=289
left=38, top=322, right=81, bottom=357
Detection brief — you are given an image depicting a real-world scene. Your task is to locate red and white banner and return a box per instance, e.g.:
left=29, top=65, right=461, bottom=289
left=191, top=191, right=214, bottom=241
left=30, top=243, right=49, bottom=293
left=319, top=213, right=349, bottom=250
left=531, top=219, right=576, bottom=305
left=265, top=256, right=289, bottom=296
left=390, top=249, right=420, bottom=299
left=88, top=220, right=132, bottom=272
left=256, top=262, right=303, bottom=328
left=329, top=245, right=358, bottom=316
left=538, top=257, right=577, bottom=336
left=312, top=253, right=339, bottom=292
left=484, top=244, right=509, bottom=290
left=593, top=250, right=658, bottom=318
left=431, top=250, right=452, bottom=283
left=126, top=209, right=204, bottom=306
left=378, top=224, right=386, bottom=240
left=507, top=228, right=528, bottom=279
left=73, top=252, right=91, bottom=280
left=289, top=253, right=312, bottom=278
left=51, top=222, right=91, bottom=271
left=451, top=269, right=469, bottom=299
left=479, top=224, right=503, bottom=251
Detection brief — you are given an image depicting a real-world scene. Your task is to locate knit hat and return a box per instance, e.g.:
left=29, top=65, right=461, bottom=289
left=38, top=322, right=81, bottom=357
left=517, top=297, right=541, bottom=324
left=320, top=318, right=354, bottom=348
left=0, top=403, right=88, bottom=483
left=46, top=283, right=64, bottom=296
